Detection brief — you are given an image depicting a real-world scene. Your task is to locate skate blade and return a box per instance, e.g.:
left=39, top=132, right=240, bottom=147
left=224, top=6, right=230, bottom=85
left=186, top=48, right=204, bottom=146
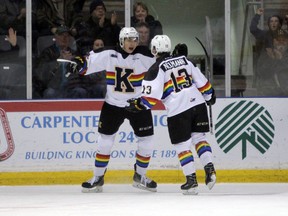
left=182, top=187, right=198, bottom=195
left=132, top=182, right=157, bottom=192
left=206, top=174, right=216, bottom=190
left=81, top=186, right=103, bottom=193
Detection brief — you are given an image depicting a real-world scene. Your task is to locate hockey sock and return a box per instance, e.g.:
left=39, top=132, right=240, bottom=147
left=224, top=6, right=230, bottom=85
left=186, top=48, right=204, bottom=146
left=136, top=135, right=154, bottom=175
left=135, top=153, right=151, bottom=175
left=94, top=153, right=110, bottom=176
left=174, top=138, right=196, bottom=176
left=195, top=142, right=213, bottom=166
left=177, top=150, right=196, bottom=176
left=93, top=133, right=116, bottom=176
left=191, top=133, right=213, bottom=166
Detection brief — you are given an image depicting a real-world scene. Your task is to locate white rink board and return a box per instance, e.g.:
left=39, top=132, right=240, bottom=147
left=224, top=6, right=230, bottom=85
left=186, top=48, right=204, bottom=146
left=0, top=98, right=287, bottom=171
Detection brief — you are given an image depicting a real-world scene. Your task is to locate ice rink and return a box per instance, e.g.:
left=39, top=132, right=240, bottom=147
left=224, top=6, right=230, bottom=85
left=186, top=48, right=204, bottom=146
left=0, top=183, right=287, bottom=216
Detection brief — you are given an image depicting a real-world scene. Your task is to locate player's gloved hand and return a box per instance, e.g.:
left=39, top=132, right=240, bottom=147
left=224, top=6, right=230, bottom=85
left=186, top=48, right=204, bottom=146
left=71, top=56, right=88, bottom=75
left=126, top=98, right=147, bottom=113
left=172, top=43, right=188, bottom=57
left=206, top=88, right=216, bottom=105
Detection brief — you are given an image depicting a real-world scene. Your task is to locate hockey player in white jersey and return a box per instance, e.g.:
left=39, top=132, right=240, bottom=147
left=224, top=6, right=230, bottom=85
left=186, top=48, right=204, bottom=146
left=78, top=27, right=157, bottom=193
left=127, top=35, right=216, bottom=195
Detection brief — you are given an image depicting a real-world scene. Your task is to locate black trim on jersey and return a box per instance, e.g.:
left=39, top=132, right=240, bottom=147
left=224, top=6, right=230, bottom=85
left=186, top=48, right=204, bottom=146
left=144, top=53, right=170, bottom=81
left=160, top=56, right=188, bottom=72
left=133, top=45, right=154, bottom=57
left=118, top=46, right=130, bottom=59
left=120, top=45, right=153, bottom=58
left=144, top=61, right=160, bottom=81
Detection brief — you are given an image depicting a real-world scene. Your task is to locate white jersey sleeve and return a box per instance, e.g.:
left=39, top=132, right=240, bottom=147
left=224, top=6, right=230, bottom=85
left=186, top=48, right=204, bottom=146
left=141, top=66, right=165, bottom=108
left=85, top=50, right=110, bottom=75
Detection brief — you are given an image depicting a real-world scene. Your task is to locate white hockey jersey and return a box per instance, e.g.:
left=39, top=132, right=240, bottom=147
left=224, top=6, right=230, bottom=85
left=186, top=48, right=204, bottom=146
left=85, top=47, right=155, bottom=107
left=141, top=55, right=213, bottom=117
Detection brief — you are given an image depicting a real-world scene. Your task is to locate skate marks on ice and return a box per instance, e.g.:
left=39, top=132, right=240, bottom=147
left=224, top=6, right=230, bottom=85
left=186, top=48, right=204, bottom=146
left=0, top=184, right=287, bottom=216
left=99, top=183, right=288, bottom=196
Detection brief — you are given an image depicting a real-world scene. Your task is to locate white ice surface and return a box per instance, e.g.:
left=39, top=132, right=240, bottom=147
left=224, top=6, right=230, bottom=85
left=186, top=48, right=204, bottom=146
left=0, top=183, right=287, bottom=216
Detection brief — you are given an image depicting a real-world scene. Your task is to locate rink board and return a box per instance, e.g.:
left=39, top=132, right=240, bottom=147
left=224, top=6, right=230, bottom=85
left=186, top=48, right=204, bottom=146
left=0, top=98, right=288, bottom=185
left=0, top=169, right=288, bottom=185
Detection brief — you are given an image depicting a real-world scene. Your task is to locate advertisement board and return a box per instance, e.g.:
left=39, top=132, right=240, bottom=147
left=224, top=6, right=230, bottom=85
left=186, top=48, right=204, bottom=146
left=0, top=98, right=287, bottom=184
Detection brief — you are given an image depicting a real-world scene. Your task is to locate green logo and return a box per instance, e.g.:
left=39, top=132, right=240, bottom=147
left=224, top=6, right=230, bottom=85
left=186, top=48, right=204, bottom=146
left=215, top=100, right=275, bottom=159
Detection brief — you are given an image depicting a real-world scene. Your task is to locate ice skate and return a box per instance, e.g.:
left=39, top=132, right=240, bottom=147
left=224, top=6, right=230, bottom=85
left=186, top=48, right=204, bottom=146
left=81, top=175, right=104, bottom=193
left=181, top=173, right=198, bottom=195
left=204, top=162, right=216, bottom=190
left=132, top=165, right=157, bottom=192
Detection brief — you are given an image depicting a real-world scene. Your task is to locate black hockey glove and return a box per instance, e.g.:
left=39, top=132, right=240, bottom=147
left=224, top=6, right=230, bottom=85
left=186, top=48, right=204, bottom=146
left=172, top=43, right=188, bottom=57
left=206, top=88, right=216, bottom=106
left=69, top=56, right=88, bottom=75
left=126, top=98, right=147, bottom=113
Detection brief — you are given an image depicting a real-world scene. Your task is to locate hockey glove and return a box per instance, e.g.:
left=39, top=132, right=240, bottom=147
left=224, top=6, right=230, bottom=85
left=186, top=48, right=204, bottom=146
left=126, top=98, right=147, bottom=113
left=206, top=88, right=216, bottom=106
left=172, top=43, right=188, bottom=57
left=70, top=56, right=88, bottom=75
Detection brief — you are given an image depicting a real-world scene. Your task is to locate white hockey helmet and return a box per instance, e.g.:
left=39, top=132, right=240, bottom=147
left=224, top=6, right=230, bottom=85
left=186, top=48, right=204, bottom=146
left=119, top=27, right=139, bottom=48
left=150, top=35, right=171, bottom=56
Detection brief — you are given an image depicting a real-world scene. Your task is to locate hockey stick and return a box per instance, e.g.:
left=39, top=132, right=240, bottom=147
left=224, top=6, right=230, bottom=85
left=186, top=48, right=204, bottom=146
left=57, top=59, right=77, bottom=65
left=57, top=59, right=79, bottom=77
left=205, top=16, right=214, bottom=135
left=195, top=37, right=214, bottom=135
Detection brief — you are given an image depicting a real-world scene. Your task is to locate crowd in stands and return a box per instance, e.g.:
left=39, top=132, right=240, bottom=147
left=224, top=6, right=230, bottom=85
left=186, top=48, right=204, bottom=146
left=250, top=7, right=288, bottom=96
left=131, top=1, right=162, bottom=44
left=0, top=0, right=164, bottom=100
left=3, top=1, right=288, bottom=99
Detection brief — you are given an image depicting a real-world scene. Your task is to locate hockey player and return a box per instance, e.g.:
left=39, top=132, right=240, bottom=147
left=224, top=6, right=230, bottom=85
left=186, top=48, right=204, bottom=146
left=126, top=35, right=216, bottom=195
left=78, top=27, right=157, bottom=193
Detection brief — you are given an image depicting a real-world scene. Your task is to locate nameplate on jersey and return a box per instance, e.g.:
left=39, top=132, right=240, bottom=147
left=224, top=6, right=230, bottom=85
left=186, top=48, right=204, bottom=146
left=160, top=57, right=188, bottom=72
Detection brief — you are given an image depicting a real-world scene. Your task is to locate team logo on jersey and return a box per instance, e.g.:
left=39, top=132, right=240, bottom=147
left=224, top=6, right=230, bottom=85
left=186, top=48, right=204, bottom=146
left=0, top=108, right=15, bottom=162
left=214, top=100, right=275, bottom=159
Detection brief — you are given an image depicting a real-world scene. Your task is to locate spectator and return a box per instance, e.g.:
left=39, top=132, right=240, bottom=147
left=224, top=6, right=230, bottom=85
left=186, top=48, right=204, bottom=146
left=91, top=37, right=106, bottom=98
left=74, top=0, right=121, bottom=54
left=93, top=37, right=105, bottom=51
left=67, top=0, right=87, bottom=37
left=0, top=28, right=22, bottom=63
left=267, top=29, right=288, bottom=60
left=250, top=8, right=284, bottom=51
left=80, top=36, right=105, bottom=57
left=0, top=0, right=26, bottom=37
left=33, top=25, right=106, bottom=99
left=0, top=27, right=22, bottom=99
left=67, top=37, right=107, bottom=99
left=32, top=25, right=78, bottom=98
left=65, top=69, right=106, bottom=99
left=269, top=30, right=288, bottom=96
left=33, top=0, right=65, bottom=36
left=131, top=2, right=163, bottom=41
left=47, top=0, right=86, bottom=36
left=135, top=22, right=151, bottom=47
left=250, top=8, right=286, bottom=96
left=55, top=0, right=86, bottom=29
